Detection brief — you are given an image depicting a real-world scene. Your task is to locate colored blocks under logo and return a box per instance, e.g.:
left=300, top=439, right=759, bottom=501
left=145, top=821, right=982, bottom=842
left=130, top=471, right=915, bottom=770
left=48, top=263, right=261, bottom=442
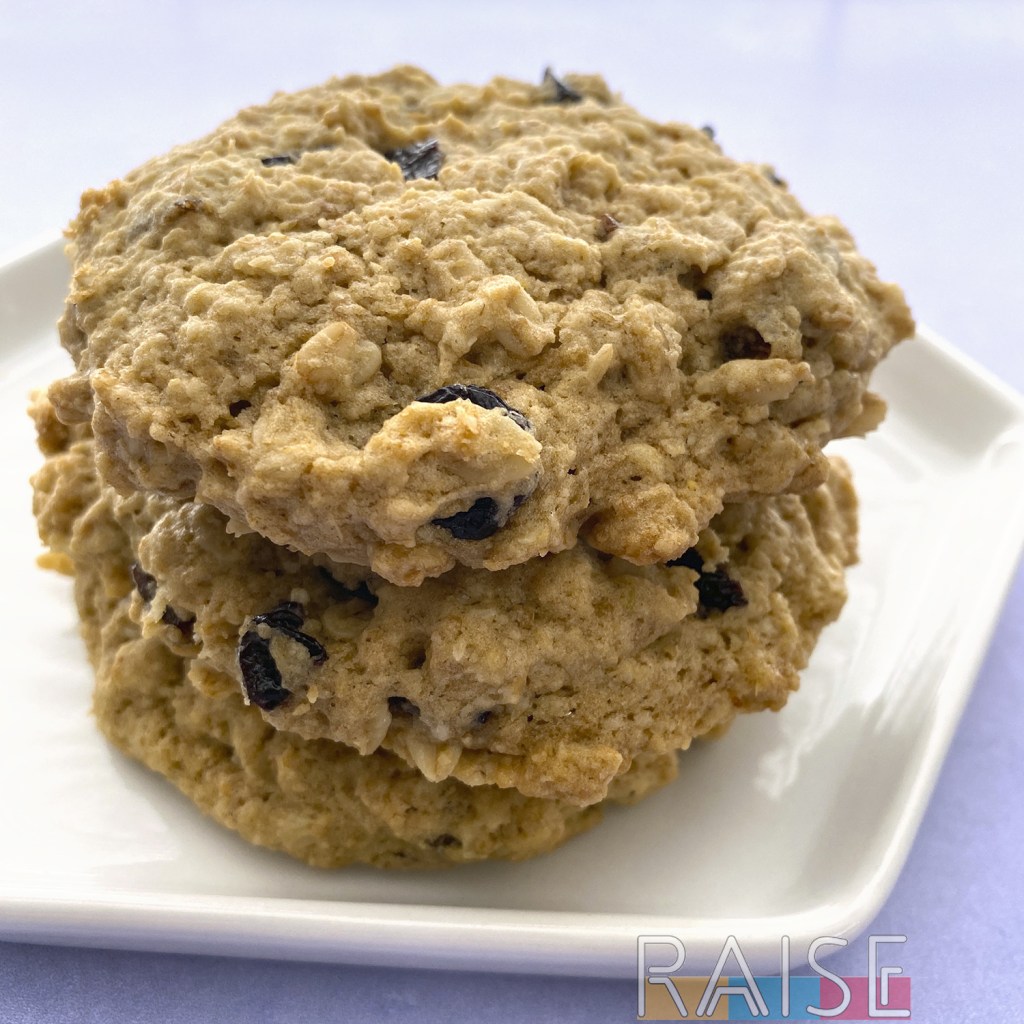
left=817, top=976, right=912, bottom=1019
left=726, top=976, right=821, bottom=1019
left=639, top=977, right=728, bottom=1020
left=637, top=975, right=911, bottom=1020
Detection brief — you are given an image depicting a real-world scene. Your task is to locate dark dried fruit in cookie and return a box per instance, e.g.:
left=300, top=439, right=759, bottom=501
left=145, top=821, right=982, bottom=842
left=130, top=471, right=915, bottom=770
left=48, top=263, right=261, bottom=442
left=417, top=386, right=535, bottom=539
left=427, top=833, right=462, bottom=848
left=251, top=601, right=305, bottom=632
left=238, top=629, right=291, bottom=711
left=666, top=547, right=704, bottom=572
left=253, top=605, right=328, bottom=663
left=431, top=496, right=505, bottom=541
left=721, top=325, right=772, bottom=361
left=130, top=563, right=194, bottom=637
left=542, top=68, right=582, bottom=104
left=317, top=568, right=379, bottom=608
left=228, top=400, right=251, bottom=416
left=598, top=212, right=621, bottom=238
left=160, top=605, right=196, bottom=640
left=668, top=551, right=747, bottom=615
left=238, top=603, right=328, bottom=711
left=695, top=568, right=748, bottom=616
left=434, top=489, right=530, bottom=541
left=130, top=563, right=157, bottom=603
left=417, top=383, right=532, bottom=432
left=384, top=138, right=444, bottom=180
left=388, top=696, right=420, bottom=717
left=260, top=154, right=296, bottom=167
left=700, top=124, right=716, bottom=140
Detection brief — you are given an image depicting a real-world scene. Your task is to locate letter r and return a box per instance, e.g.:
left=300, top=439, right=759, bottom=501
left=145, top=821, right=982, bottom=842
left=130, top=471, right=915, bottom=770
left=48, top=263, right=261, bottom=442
left=638, top=935, right=687, bottom=1018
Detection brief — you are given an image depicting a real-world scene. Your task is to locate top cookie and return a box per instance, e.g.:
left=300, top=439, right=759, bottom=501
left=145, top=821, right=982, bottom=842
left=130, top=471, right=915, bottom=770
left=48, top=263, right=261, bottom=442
left=50, top=66, right=912, bottom=584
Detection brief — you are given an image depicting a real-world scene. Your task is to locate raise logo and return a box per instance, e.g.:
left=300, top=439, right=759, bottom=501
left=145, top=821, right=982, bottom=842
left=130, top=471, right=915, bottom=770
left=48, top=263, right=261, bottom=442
left=638, top=935, right=911, bottom=1020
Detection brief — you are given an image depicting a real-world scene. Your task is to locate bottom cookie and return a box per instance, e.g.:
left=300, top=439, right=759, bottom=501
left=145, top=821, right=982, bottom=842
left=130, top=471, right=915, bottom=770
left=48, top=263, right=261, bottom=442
left=91, top=602, right=676, bottom=868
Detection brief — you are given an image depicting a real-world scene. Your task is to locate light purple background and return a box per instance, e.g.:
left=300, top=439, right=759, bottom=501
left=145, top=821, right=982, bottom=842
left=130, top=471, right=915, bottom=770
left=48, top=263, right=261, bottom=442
left=2, top=2, right=1022, bottom=1020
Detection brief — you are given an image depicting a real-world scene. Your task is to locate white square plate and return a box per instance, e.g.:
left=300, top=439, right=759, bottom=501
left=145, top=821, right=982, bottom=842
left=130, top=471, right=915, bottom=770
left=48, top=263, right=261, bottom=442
left=1, top=241, right=1022, bottom=976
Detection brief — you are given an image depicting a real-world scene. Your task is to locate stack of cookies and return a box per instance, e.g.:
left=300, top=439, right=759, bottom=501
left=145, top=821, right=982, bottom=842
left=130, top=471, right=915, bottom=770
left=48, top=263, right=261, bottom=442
left=31, top=68, right=913, bottom=868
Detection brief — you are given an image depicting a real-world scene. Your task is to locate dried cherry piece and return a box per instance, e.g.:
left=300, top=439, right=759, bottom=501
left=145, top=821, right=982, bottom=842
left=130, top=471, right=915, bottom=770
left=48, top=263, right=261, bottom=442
left=384, top=138, right=444, bottom=180
left=432, top=496, right=504, bottom=541
left=273, top=619, right=327, bottom=662
left=261, top=154, right=296, bottom=167
left=250, top=601, right=301, bottom=629
left=721, top=325, right=771, bottom=361
left=434, top=491, right=529, bottom=541
left=130, top=563, right=157, bottom=603
left=542, top=68, right=582, bottom=103
left=238, top=603, right=327, bottom=711
left=238, top=630, right=291, bottom=711
left=668, top=551, right=747, bottom=615
left=130, top=563, right=194, bottom=637
left=695, top=569, right=748, bottom=616
left=417, top=383, right=532, bottom=432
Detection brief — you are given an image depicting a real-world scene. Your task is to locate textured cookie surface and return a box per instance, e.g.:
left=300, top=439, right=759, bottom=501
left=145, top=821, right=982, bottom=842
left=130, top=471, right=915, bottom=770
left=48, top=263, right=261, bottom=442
left=33, top=398, right=857, bottom=807
left=30, top=405, right=676, bottom=868
left=49, top=66, right=908, bottom=584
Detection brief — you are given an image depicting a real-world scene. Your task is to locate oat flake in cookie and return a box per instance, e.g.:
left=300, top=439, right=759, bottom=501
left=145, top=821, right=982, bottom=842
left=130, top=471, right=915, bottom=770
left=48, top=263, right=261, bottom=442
left=48, top=66, right=910, bottom=584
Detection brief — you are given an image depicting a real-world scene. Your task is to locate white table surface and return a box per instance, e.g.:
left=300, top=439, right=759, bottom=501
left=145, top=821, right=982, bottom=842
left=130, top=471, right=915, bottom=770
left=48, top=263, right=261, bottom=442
left=2, top=2, right=1022, bottom=1021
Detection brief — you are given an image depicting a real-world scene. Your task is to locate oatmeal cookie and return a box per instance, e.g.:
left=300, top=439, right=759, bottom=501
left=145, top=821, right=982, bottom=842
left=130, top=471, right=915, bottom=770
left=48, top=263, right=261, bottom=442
left=48, top=66, right=906, bottom=584
left=32, top=397, right=856, bottom=807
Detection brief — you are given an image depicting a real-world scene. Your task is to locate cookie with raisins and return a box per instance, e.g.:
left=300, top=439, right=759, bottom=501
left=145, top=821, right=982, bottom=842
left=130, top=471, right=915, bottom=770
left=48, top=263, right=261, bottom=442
left=48, top=67, right=907, bottom=585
